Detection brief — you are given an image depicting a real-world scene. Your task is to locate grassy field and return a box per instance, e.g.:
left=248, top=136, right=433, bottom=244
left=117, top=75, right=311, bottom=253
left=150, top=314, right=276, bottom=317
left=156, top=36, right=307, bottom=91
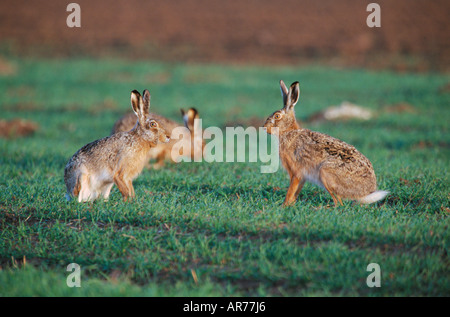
left=0, top=57, right=449, bottom=296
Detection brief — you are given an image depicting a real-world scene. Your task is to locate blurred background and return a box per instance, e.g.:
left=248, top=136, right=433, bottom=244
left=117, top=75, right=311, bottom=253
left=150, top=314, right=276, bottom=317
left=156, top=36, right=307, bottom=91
left=0, top=0, right=449, bottom=71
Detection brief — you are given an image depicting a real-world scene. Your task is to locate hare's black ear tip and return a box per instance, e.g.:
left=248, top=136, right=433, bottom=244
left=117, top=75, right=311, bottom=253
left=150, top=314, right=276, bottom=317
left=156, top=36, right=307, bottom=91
left=292, top=81, right=299, bottom=86
left=190, top=107, right=198, bottom=114
left=180, top=109, right=185, bottom=115
left=142, top=89, right=151, bottom=97
left=131, top=90, right=141, bottom=100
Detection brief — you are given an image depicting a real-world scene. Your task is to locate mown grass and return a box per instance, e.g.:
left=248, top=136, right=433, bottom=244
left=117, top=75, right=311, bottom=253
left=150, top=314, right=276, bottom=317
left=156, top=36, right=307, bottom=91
left=0, top=57, right=449, bottom=296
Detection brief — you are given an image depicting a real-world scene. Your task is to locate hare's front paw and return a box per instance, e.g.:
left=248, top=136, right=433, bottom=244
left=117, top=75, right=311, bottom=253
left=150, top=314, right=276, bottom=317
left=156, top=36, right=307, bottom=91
left=282, top=199, right=296, bottom=207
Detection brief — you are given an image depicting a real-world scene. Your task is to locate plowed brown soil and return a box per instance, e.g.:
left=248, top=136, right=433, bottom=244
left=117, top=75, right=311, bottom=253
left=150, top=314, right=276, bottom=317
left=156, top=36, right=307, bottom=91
left=0, top=0, right=448, bottom=70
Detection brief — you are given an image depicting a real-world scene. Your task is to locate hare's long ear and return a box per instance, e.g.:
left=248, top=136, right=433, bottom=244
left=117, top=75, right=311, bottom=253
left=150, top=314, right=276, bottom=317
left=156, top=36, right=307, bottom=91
left=131, top=89, right=150, bottom=125
left=181, top=109, right=189, bottom=128
left=131, top=90, right=142, bottom=118
left=141, top=89, right=151, bottom=116
left=284, top=81, right=300, bottom=111
left=280, top=80, right=289, bottom=106
left=183, top=108, right=198, bottom=131
left=190, top=108, right=200, bottom=132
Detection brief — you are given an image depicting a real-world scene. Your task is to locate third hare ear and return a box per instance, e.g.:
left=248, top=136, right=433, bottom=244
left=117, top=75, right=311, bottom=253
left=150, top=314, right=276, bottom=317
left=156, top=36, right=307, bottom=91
left=285, top=81, right=300, bottom=111
left=280, top=80, right=289, bottom=106
left=181, top=109, right=189, bottom=128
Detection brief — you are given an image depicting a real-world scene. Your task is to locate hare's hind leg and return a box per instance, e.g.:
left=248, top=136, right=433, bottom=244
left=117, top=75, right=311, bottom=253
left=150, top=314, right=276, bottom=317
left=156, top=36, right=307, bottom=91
left=283, top=176, right=305, bottom=206
left=319, top=168, right=342, bottom=207
left=322, top=181, right=339, bottom=206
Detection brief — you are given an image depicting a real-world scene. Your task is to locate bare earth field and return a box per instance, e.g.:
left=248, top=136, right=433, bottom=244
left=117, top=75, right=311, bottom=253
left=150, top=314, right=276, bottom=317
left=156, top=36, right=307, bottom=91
left=0, top=0, right=449, bottom=70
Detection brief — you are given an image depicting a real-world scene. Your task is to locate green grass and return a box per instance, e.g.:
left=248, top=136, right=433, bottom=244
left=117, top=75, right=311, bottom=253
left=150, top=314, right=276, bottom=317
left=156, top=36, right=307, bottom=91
left=0, top=57, right=449, bottom=296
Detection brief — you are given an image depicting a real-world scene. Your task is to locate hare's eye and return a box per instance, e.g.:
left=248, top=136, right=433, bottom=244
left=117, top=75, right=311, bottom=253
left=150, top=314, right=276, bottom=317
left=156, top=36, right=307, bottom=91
left=150, top=121, right=157, bottom=128
left=274, top=113, right=281, bottom=120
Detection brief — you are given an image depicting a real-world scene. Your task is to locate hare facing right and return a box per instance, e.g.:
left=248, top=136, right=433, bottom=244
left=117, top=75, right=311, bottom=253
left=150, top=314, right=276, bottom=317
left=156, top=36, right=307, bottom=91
left=112, top=107, right=205, bottom=169
left=64, top=89, right=170, bottom=202
left=263, top=80, right=389, bottom=206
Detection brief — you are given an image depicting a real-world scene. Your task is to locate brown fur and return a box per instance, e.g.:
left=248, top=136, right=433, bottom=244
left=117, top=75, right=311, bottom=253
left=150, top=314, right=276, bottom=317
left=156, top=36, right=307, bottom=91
left=112, top=107, right=205, bottom=169
left=264, top=80, right=386, bottom=206
left=64, top=89, right=170, bottom=202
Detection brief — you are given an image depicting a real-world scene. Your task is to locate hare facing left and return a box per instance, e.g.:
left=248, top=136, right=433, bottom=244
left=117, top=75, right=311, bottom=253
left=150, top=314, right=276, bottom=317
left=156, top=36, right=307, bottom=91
left=64, top=89, right=170, bottom=202
left=263, top=80, right=389, bottom=207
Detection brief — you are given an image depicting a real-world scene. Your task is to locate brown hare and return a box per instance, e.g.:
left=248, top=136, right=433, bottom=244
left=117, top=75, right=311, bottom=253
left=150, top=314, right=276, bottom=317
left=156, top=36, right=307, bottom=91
left=263, top=80, right=388, bottom=207
left=112, top=107, right=205, bottom=169
left=64, top=89, right=170, bottom=202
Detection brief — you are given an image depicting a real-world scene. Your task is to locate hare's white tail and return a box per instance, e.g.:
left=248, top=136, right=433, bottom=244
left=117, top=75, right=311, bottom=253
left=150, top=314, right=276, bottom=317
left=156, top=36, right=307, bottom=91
left=357, top=190, right=389, bottom=204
